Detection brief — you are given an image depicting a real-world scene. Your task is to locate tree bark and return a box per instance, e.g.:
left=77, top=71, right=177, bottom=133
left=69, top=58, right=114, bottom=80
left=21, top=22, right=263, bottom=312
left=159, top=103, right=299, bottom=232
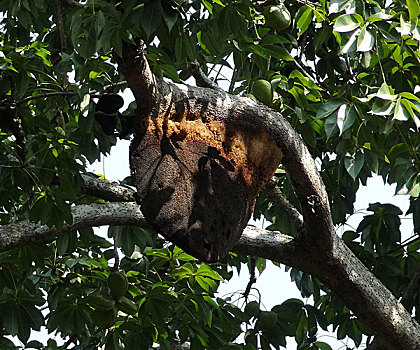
left=1, top=198, right=419, bottom=348
left=1, top=42, right=420, bottom=348
left=113, top=43, right=420, bottom=348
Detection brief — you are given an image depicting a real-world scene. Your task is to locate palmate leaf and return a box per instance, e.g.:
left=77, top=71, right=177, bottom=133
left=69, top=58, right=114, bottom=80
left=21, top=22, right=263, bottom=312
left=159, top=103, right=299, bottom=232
left=0, top=289, right=45, bottom=344
left=47, top=300, right=93, bottom=336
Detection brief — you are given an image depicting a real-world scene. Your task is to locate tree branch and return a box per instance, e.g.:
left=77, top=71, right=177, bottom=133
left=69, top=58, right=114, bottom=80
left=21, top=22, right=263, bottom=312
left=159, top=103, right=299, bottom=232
left=367, top=264, right=420, bottom=350
left=114, top=42, right=158, bottom=116
left=188, top=61, right=223, bottom=91
left=0, top=203, right=149, bottom=252
left=113, top=43, right=420, bottom=348
left=265, top=178, right=303, bottom=230
left=81, top=175, right=136, bottom=202
left=0, top=197, right=419, bottom=347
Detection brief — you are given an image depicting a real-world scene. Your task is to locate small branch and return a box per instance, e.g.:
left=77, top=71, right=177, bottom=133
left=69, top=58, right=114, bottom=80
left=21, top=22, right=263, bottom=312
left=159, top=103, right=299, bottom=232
left=189, top=61, right=223, bottom=91
left=228, top=68, right=238, bottom=94
left=265, top=178, right=304, bottom=230
left=243, top=257, right=257, bottom=299
left=17, top=84, right=127, bottom=105
left=81, top=175, right=136, bottom=202
left=112, top=234, right=120, bottom=271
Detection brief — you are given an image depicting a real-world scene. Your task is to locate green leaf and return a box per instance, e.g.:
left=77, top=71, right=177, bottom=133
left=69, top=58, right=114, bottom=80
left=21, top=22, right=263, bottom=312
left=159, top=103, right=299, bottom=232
left=162, top=6, right=178, bottom=32
left=161, top=64, right=180, bottom=82
left=296, top=5, right=313, bottom=34
left=316, top=100, right=344, bottom=119
left=393, top=98, right=411, bottom=121
left=195, top=265, right=222, bottom=280
left=371, top=99, right=395, bottom=115
left=336, top=104, right=357, bottom=135
left=315, top=342, right=333, bottom=350
left=334, top=14, right=363, bottom=33
left=295, top=311, right=307, bottom=344
left=407, top=0, right=420, bottom=21
left=195, top=276, right=216, bottom=291
left=329, top=0, right=354, bottom=14
left=344, top=151, right=365, bottom=180
left=357, top=25, right=375, bottom=52
left=339, top=29, right=360, bottom=54
left=377, top=83, right=397, bottom=100
left=142, top=1, right=162, bottom=40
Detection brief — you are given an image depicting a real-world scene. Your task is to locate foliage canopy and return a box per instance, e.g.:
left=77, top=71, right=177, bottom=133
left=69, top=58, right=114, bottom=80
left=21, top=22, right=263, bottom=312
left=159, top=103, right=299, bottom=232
left=1, top=0, right=420, bottom=349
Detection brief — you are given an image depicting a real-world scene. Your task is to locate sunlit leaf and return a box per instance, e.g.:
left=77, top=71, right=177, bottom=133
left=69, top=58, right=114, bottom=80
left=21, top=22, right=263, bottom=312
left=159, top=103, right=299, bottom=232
left=357, top=25, right=375, bottom=52
left=329, top=0, right=354, bottom=14
left=377, top=83, right=397, bottom=100
left=296, top=5, right=313, bottom=34
left=407, top=0, right=420, bottom=21
left=336, top=104, right=357, bottom=135
left=334, top=14, right=363, bottom=33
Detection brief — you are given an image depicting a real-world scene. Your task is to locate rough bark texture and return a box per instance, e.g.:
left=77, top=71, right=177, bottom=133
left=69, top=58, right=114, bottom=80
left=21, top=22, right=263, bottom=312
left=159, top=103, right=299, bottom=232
left=81, top=175, right=136, bottom=202
left=117, top=44, right=284, bottom=261
left=1, top=41, right=420, bottom=348
left=114, top=42, right=420, bottom=349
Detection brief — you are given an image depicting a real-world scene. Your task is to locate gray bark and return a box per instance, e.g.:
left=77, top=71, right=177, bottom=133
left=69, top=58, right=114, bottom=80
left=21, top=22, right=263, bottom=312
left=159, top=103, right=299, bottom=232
left=1, top=42, right=419, bottom=348
left=114, top=43, right=420, bottom=349
left=1, top=198, right=419, bottom=348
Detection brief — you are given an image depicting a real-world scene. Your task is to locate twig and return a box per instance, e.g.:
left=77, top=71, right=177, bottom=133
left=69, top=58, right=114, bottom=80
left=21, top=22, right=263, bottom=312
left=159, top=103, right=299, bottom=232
left=113, top=232, right=120, bottom=271
left=16, top=83, right=127, bottom=105
left=56, top=0, right=68, bottom=53
left=243, top=257, right=257, bottom=300
left=188, top=61, right=223, bottom=91
left=265, top=178, right=304, bottom=230
left=228, top=68, right=238, bottom=94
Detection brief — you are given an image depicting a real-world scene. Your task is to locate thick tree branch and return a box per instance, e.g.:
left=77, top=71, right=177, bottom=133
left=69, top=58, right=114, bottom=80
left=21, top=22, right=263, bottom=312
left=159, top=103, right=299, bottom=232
left=114, top=42, right=420, bottom=348
left=0, top=203, right=300, bottom=267
left=114, top=43, right=158, bottom=116
left=81, top=175, right=136, bottom=202
left=0, top=203, right=150, bottom=252
left=367, top=264, right=420, bottom=350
